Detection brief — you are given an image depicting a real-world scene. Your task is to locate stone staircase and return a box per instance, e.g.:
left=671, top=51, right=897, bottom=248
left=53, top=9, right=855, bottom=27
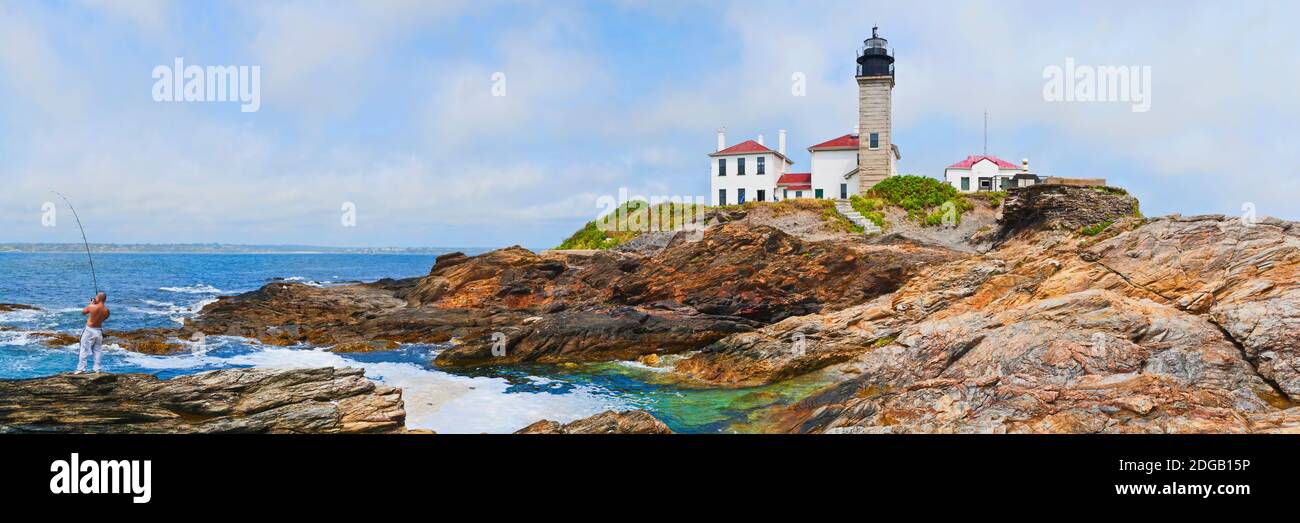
left=834, top=199, right=882, bottom=235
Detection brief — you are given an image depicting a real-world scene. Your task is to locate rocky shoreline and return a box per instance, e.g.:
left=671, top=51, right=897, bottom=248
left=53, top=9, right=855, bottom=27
left=0, top=367, right=406, bottom=434
left=4, top=186, right=1299, bottom=433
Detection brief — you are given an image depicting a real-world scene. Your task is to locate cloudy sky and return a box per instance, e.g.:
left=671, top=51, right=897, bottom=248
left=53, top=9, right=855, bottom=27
left=2, top=0, right=1297, bottom=249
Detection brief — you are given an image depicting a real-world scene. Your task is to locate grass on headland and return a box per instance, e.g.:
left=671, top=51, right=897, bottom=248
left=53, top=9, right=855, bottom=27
left=556, top=200, right=707, bottom=250
left=859, top=175, right=974, bottom=228
left=555, top=198, right=858, bottom=250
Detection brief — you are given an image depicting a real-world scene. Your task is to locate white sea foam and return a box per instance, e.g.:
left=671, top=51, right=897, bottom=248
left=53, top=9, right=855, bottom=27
left=122, top=343, right=627, bottom=433
left=159, top=284, right=223, bottom=294
left=0, top=330, right=38, bottom=347
left=129, top=298, right=216, bottom=323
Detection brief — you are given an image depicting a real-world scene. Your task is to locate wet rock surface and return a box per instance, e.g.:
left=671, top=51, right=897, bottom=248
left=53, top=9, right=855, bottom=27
left=515, top=410, right=673, bottom=434
left=0, top=367, right=406, bottom=433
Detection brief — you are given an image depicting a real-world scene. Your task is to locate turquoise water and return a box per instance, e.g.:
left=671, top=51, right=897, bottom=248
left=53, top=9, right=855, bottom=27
left=0, top=252, right=816, bottom=433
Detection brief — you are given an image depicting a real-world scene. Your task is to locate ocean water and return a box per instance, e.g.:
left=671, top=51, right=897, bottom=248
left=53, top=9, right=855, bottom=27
left=0, top=252, right=820, bottom=433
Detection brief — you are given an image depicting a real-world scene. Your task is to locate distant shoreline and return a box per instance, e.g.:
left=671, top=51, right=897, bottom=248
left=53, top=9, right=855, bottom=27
left=0, top=243, right=489, bottom=255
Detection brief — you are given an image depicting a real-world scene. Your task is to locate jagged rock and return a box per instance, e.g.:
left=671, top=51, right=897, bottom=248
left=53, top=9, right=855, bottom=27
left=31, top=331, right=80, bottom=347
left=608, top=223, right=961, bottom=323
left=0, top=303, right=38, bottom=313
left=186, top=220, right=959, bottom=368
left=434, top=306, right=756, bottom=367
left=403, top=246, right=580, bottom=309
left=0, top=367, right=406, bottom=434
left=673, top=256, right=1009, bottom=387
left=779, top=290, right=1279, bottom=434
left=1000, top=184, right=1139, bottom=238
left=515, top=410, right=672, bottom=434
left=1078, top=215, right=1300, bottom=398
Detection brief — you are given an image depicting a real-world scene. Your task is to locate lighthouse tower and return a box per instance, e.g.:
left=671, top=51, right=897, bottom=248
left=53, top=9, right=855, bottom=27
left=855, top=26, right=898, bottom=193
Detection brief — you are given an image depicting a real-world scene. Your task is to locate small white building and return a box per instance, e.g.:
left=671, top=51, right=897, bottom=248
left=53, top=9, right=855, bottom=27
left=709, top=130, right=793, bottom=206
left=775, top=172, right=812, bottom=200
left=808, top=133, right=861, bottom=200
left=944, top=155, right=1026, bottom=192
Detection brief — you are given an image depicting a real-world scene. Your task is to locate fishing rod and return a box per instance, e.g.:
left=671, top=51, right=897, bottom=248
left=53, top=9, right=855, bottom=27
left=51, top=191, right=100, bottom=296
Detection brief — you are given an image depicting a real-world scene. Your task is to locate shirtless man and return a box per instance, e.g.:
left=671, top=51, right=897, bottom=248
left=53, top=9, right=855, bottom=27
left=76, top=292, right=110, bottom=374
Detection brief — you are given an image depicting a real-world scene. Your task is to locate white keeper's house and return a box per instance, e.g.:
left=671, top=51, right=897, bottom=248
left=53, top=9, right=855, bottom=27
left=943, top=155, right=1042, bottom=192
left=710, top=26, right=901, bottom=206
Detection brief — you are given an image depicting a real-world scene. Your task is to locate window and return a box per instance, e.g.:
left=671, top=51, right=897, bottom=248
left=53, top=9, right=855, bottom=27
left=738, top=157, right=746, bottom=175
left=757, top=157, right=765, bottom=175
left=757, top=189, right=766, bottom=202
left=738, top=188, right=746, bottom=204
left=979, top=177, right=992, bottom=191
left=718, top=189, right=727, bottom=206
left=960, top=177, right=970, bottom=191
left=795, top=190, right=803, bottom=198
left=869, top=133, right=879, bottom=149
left=718, top=158, right=726, bottom=176
left=783, top=189, right=789, bottom=199
left=840, top=183, right=848, bottom=199
left=815, top=189, right=824, bottom=199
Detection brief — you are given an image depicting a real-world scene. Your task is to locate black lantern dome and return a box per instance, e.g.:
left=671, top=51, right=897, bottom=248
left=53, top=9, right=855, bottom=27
left=856, top=25, right=894, bottom=77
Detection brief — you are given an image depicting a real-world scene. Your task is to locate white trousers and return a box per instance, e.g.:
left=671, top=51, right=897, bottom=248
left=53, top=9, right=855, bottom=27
left=77, top=327, right=104, bottom=373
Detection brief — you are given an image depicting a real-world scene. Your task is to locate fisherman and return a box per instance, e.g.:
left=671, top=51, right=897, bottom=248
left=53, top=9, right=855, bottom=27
left=76, top=292, right=110, bottom=374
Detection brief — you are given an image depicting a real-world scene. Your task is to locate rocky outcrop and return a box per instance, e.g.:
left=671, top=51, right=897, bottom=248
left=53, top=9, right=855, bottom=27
left=781, top=290, right=1281, bottom=433
left=673, top=257, right=1009, bottom=387
left=1079, top=215, right=1300, bottom=398
left=0, top=303, right=38, bottom=313
left=434, top=306, right=756, bottom=367
left=0, top=367, right=406, bottom=434
left=185, top=220, right=961, bottom=368
left=607, top=223, right=961, bottom=323
left=403, top=247, right=585, bottom=309
left=515, top=410, right=673, bottom=434
left=999, top=184, right=1139, bottom=238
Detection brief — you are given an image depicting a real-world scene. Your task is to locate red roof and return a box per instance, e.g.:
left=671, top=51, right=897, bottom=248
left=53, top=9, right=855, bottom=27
left=711, top=140, right=773, bottom=155
left=946, top=155, right=1019, bottom=169
left=776, top=172, right=811, bottom=185
left=709, top=139, right=793, bottom=163
left=808, top=134, right=859, bottom=151
left=781, top=185, right=812, bottom=191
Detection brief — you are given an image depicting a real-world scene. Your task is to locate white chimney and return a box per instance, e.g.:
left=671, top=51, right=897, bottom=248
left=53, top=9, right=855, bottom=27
left=757, top=134, right=765, bottom=146
left=1022, top=158, right=1030, bottom=172
left=717, top=129, right=726, bottom=152
left=778, top=129, right=787, bottom=156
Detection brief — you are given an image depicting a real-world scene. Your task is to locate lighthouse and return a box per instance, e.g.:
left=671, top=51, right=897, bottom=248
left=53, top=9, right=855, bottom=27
left=855, top=26, right=899, bottom=193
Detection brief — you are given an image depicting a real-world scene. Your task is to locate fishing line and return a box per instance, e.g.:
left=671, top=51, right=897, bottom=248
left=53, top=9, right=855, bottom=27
left=51, top=191, right=100, bottom=295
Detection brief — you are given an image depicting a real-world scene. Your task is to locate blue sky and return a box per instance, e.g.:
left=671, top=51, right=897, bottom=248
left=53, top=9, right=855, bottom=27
left=2, top=0, right=1297, bottom=249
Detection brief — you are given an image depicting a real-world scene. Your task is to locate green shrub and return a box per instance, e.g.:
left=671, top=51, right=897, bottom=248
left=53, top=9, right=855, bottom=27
left=1079, top=220, right=1114, bottom=236
left=986, top=190, right=1006, bottom=207
left=869, top=175, right=959, bottom=210
left=866, top=175, right=971, bottom=228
